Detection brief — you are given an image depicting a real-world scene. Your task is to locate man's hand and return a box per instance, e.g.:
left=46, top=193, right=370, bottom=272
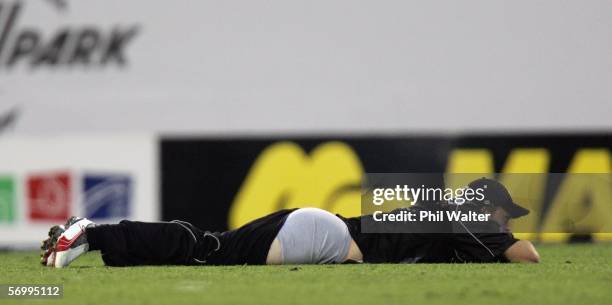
left=504, top=240, right=540, bottom=263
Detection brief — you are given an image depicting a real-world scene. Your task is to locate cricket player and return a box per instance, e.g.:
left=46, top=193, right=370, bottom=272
left=40, top=178, right=539, bottom=268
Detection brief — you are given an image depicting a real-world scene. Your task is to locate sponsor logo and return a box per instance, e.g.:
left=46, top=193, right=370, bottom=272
left=0, top=176, right=15, bottom=222
left=229, top=141, right=364, bottom=228
left=0, top=1, right=140, bottom=69
left=83, top=174, right=131, bottom=219
left=27, top=172, right=71, bottom=221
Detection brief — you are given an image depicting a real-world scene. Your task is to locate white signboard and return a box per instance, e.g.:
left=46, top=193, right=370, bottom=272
left=0, top=134, right=157, bottom=248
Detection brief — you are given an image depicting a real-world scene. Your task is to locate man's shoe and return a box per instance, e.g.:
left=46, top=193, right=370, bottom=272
left=53, top=217, right=95, bottom=268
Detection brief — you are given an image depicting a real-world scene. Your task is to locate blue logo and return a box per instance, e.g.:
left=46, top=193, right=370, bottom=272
left=83, top=175, right=131, bottom=219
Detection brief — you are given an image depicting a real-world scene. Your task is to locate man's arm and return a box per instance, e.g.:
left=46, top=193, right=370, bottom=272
left=504, top=240, right=540, bottom=263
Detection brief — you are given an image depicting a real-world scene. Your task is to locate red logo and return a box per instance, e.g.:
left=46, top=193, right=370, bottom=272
left=28, top=172, right=71, bottom=221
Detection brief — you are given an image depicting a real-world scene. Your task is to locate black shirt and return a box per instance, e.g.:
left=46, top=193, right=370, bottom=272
left=338, top=206, right=518, bottom=263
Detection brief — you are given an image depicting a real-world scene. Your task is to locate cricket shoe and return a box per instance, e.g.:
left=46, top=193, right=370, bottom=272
left=53, top=216, right=95, bottom=268
left=40, top=224, right=65, bottom=266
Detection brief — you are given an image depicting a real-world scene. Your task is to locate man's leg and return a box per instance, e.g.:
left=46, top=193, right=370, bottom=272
left=42, top=218, right=219, bottom=267
left=87, top=220, right=205, bottom=267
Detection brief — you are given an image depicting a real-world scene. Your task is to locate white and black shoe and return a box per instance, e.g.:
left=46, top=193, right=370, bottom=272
left=41, top=216, right=95, bottom=268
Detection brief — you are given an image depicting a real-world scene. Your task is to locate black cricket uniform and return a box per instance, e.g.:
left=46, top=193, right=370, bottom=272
left=86, top=207, right=517, bottom=266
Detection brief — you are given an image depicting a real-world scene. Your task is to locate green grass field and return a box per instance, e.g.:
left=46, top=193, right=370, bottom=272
left=1, top=244, right=611, bottom=305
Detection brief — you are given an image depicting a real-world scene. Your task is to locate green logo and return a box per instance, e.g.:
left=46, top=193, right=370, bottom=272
left=0, top=177, right=15, bottom=223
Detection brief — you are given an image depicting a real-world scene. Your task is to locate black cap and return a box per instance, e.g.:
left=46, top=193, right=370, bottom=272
left=467, top=178, right=529, bottom=218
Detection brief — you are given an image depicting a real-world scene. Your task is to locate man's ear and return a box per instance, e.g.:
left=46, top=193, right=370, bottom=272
left=480, top=206, right=495, bottom=214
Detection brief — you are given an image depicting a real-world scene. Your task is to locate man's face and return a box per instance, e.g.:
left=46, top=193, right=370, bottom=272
left=489, top=207, right=512, bottom=232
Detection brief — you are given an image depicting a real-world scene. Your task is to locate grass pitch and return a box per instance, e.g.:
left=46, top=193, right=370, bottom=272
left=1, top=244, right=611, bottom=305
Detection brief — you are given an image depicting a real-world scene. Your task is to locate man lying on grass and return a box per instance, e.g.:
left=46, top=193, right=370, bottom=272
left=40, top=178, right=539, bottom=268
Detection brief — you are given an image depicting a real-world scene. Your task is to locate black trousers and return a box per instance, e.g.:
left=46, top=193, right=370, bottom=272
left=85, top=209, right=296, bottom=266
left=86, top=220, right=207, bottom=267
